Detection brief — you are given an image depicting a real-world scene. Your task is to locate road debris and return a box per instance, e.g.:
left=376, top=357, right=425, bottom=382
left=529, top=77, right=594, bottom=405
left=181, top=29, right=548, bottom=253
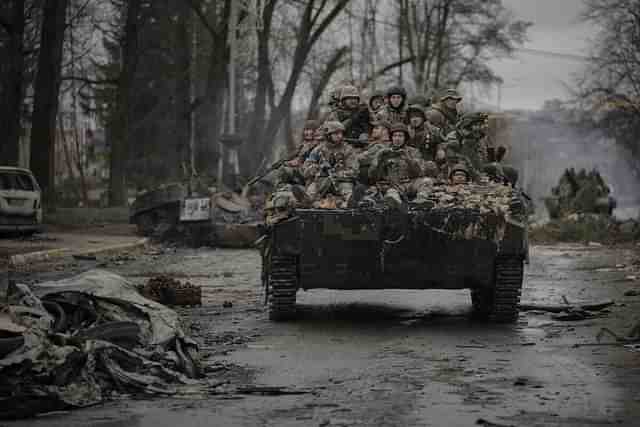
left=138, top=275, right=202, bottom=306
left=519, top=300, right=614, bottom=313
left=0, top=270, right=203, bottom=419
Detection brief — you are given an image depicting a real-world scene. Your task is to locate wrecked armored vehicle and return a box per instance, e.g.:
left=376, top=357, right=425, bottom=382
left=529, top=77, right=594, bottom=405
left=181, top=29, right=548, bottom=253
left=544, top=168, right=617, bottom=219
left=261, top=182, right=528, bottom=323
left=129, top=183, right=262, bottom=247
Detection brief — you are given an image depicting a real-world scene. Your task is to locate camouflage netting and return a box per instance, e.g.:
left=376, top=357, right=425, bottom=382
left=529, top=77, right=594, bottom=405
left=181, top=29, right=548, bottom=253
left=265, top=181, right=521, bottom=244
left=545, top=168, right=616, bottom=219
left=414, top=183, right=519, bottom=243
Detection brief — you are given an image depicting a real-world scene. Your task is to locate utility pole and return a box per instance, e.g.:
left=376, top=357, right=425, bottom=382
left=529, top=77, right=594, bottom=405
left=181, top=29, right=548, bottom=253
left=218, top=0, right=240, bottom=188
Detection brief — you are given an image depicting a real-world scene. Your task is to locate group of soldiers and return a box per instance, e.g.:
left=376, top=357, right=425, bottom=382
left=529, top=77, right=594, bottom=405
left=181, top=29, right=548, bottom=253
left=266, top=85, right=513, bottom=218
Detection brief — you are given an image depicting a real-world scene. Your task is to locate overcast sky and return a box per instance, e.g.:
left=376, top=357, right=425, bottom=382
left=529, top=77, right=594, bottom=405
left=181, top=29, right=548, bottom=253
left=474, top=0, right=591, bottom=111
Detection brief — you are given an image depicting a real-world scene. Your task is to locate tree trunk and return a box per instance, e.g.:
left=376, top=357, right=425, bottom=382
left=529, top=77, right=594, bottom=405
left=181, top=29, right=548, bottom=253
left=307, top=46, right=348, bottom=119
left=30, top=0, right=69, bottom=207
left=175, top=0, right=191, bottom=181
left=0, top=0, right=25, bottom=167
left=109, top=0, right=141, bottom=207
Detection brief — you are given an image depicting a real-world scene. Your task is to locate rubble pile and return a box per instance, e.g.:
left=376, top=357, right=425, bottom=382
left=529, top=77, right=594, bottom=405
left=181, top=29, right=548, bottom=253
left=545, top=168, right=616, bottom=219
left=139, top=275, right=202, bottom=306
left=0, top=270, right=202, bottom=419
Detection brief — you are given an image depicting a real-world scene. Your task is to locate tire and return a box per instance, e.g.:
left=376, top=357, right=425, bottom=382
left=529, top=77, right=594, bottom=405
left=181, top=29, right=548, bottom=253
left=267, top=255, right=298, bottom=321
left=471, top=256, right=524, bottom=323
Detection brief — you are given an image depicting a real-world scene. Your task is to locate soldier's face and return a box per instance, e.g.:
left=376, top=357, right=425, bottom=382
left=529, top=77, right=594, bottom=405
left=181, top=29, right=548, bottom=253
left=390, top=94, right=403, bottom=108
left=371, top=97, right=384, bottom=110
left=410, top=115, right=424, bottom=128
left=344, top=97, right=359, bottom=109
left=371, top=126, right=382, bottom=139
left=391, top=132, right=405, bottom=148
left=303, top=128, right=314, bottom=140
left=329, top=131, right=344, bottom=144
left=451, top=171, right=468, bottom=185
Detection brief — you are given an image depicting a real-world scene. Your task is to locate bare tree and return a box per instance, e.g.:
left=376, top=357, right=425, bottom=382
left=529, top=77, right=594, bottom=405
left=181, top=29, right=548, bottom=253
left=30, top=0, right=69, bottom=205
left=0, top=0, right=25, bottom=166
left=374, top=0, right=530, bottom=94
left=575, top=0, right=640, bottom=161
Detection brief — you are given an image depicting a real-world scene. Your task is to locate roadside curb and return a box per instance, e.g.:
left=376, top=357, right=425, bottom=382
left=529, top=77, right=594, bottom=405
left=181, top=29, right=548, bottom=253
left=9, top=238, right=149, bottom=267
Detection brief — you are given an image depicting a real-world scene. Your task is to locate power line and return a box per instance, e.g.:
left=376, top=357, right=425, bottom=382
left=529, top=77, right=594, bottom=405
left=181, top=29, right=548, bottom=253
left=515, top=48, right=589, bottom=62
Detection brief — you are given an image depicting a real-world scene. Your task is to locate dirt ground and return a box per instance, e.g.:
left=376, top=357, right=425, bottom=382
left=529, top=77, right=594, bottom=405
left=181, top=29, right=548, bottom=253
left=3, top=243, right=640, bottom=427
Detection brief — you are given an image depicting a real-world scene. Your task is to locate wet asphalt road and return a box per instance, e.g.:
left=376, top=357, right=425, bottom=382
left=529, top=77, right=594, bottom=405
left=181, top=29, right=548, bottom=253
left=4, top=244, right=640, bottom=427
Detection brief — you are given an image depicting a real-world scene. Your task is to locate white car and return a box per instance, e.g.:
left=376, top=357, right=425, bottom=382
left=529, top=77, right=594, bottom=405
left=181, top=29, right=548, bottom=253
left=0, top=167, right=43, bottom=234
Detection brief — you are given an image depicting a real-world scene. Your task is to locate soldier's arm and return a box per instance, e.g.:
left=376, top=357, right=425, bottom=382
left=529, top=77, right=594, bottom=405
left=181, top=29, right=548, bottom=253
left=302, top=148, right=322, bottom=180
left=405, top=148, right=424, bottom=178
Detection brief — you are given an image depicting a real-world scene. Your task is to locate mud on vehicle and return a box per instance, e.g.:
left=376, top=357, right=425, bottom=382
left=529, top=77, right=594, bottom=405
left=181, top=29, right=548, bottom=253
left=260, top=183, right=528, bottom=323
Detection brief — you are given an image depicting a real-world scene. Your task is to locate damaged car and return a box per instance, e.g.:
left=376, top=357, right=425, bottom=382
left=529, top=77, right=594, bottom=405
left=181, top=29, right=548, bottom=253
left=0, top=167, right=43, bottom=235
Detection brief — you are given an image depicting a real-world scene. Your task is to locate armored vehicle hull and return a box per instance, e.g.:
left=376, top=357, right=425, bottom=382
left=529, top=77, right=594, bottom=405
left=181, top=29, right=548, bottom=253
left=262, top=184, right=528, bottom=322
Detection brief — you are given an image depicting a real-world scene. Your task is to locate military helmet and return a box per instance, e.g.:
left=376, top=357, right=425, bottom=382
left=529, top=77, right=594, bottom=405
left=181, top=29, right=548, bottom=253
left=389, top=123, right=410, bottom=140
left=324, top=121, right=345, bottom=135
left=407, top=104, right=426, bottom=118
left=303, top=119, right=319, bottom=130
left=440, top=88, right=462, bottom=102
left=369, top=90, right=385, bottom=108
left=449, top=163, right=470, bottom=179
left=386, top=86, right=407, bottom=98
left=408, top=95, right=428, bottom=107
left=340, top=85, right=360, bottom=101
left=371, top=119, right=392, bottom=130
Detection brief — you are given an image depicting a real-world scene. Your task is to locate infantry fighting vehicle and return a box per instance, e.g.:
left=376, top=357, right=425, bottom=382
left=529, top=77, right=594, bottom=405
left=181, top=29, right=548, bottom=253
left=261, top=182, right=528, bottom=322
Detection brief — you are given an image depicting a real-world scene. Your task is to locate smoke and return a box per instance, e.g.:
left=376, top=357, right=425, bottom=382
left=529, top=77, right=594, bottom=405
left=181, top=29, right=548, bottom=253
left=505, top=111, right=640, bottom=221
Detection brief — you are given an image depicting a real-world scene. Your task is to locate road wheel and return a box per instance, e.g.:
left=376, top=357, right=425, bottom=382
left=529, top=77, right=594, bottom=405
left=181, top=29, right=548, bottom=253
left=267, top=255, right=298, bottom=321
left=472, top=256, right=524, bottom=323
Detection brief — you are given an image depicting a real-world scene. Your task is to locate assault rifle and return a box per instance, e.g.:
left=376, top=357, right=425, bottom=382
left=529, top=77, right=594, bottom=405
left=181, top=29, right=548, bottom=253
left=245, top=150, right=300, bottom=188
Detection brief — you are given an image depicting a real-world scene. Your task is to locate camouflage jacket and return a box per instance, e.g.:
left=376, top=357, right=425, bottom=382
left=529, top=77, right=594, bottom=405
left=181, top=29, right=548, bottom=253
left=303, top=142, right=359, bottom=182
left=382, top=105, right=408, bottom=125
left=408, top=123, right=445, bottom=161
left=426, top=104, right=458, bottom=134
left=325, top=105, right=370, bottom=140
left=369, top=146, right=424, bottom=184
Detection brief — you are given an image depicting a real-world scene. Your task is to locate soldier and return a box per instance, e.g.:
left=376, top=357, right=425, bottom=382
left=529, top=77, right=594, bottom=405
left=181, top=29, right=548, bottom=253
left=383, top=86, right=408, bottom=124
left=303, top=121, right=358, bottom=208
left=407, top=94, right=430, bottom=110
left=449, top=163, right=470, bottom=185
left=369, top=90, right=386, bottom=122
left=426, top=88, right=462, bottom=134
left=276, top=120, right=320, bottom=186
left=368, top=123, right=433, bottom=209
left=325, top=85, right=370, bottom=141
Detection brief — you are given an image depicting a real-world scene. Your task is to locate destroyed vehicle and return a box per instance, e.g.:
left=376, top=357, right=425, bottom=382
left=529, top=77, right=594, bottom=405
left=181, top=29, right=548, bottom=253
left=129, top=183, right=261, bottom=247
left=261, top=182, right=528, bottom=323
left=0, top=167, right=43, bottom=235
left=544, top=168, right=617, bottom=219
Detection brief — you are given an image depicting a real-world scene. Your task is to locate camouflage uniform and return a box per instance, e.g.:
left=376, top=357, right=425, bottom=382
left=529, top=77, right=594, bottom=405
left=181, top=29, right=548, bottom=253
left=369, top=90, right=386, bottom=123
left=324, top=85, right=370, bottom=140
left=426, top=88, right=461, bottom=134
left=277, top=120, right=320, bottom=185
left=303, top=121, right=358, bottom=208
left=407, top=104, right=444, bottom=164
left=368, top=124, right=434, bottom=208
left=382, top=86, right=408, bottom=125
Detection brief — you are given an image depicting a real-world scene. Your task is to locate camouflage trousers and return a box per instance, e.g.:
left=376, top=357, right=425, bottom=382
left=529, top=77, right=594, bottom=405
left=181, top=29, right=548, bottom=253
left=306, top=178, right=354, bottom=209
left=374, top=177, right=435, bottom=208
